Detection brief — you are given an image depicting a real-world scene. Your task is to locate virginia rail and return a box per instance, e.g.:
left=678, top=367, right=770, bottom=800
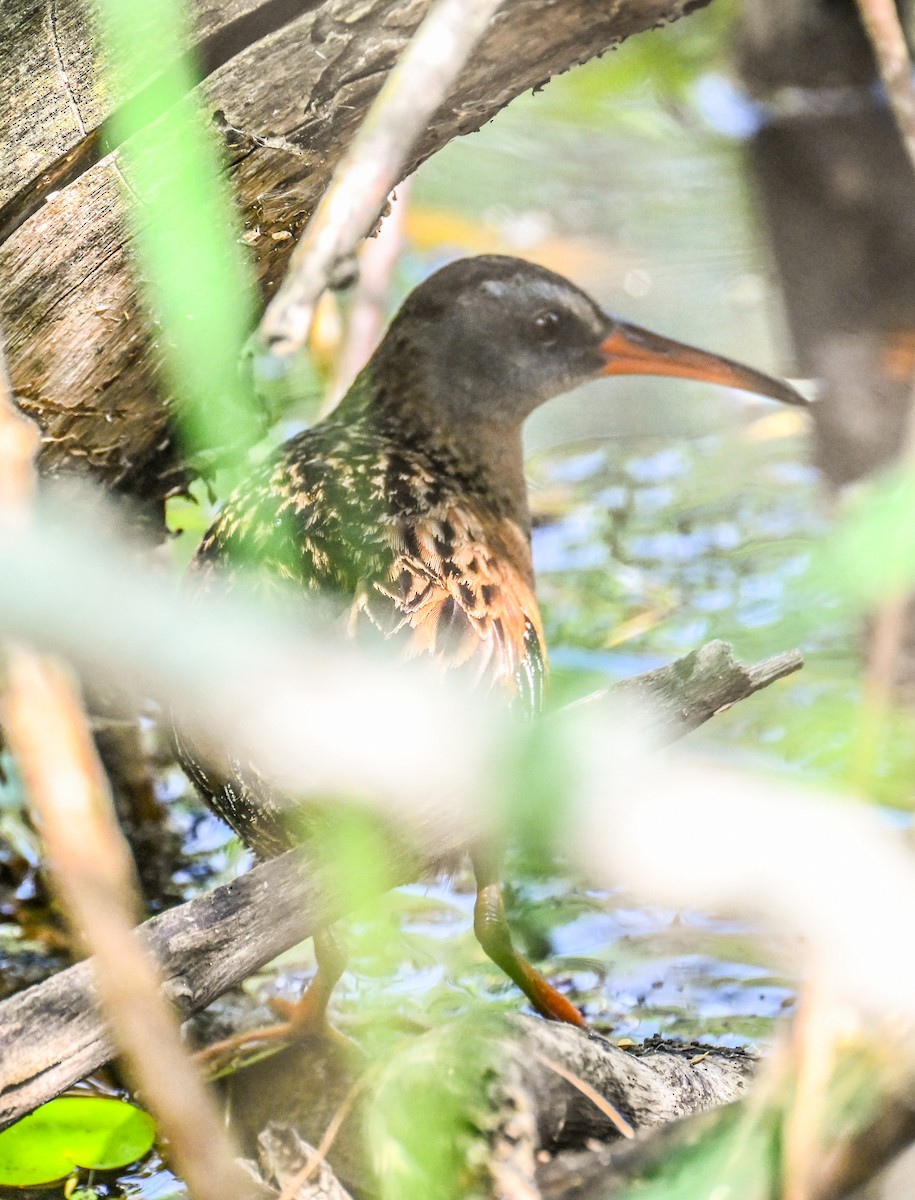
left=178, top=254, right=804, bottom=1043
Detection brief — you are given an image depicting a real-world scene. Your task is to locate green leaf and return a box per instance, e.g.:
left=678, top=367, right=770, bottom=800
left=368, top=1016, right=509, bottom=1200
left=614, top=1102, right=779, bottom=1200
left=93, top=0, right=263, bottom=479
left=0, top=1097, right=156, bottom=1186
left=815, top=468, right=915, bottom=606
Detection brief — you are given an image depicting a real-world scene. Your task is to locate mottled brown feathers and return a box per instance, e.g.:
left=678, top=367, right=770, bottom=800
left=192, top=412, right=546, bottom=705
left=181, top=396, right=546, bottom=854
left=174, top=255, right=805, bottom=1024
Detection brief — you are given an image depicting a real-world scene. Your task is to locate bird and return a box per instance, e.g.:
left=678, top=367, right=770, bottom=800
left=177, top=254, right=805, bottom=1047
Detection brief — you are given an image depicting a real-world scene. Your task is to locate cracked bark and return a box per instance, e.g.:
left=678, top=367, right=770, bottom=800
left=1, top=0, right=710, bottom=513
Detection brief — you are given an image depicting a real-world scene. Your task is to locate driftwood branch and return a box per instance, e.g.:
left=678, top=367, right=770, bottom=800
left=569, top=639, right=803, bottom=737
left=0, top=0, right=709, bottom=505
left=0, top=844, right=411, bottom=1128
left=498, top=1019, right=753, bottom=1145
left=0, top=641, right=795, bottom=1129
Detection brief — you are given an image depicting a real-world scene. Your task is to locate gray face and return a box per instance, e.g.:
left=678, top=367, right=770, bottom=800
left=383, top=256, right=612, bottom=426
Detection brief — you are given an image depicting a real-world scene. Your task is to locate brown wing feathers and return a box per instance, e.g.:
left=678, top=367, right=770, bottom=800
left=367, top=505, right=545, bottom=706
left=193, top=423, right=548, bottom=711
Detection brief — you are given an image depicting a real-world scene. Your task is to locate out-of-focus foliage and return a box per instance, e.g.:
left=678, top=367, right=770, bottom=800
left=94, top=0, right=261, bottom=474
left=10, top=0, right=915, bottom=1196
left=368, top=1018, right=508, bottom=1200
left=817, top=469, right=915, bottom=608
left=615, top=1104, right=778, bottom=1200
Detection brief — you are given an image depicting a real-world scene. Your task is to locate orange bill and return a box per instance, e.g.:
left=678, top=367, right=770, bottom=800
left=600, top=321, right=807, bottom=407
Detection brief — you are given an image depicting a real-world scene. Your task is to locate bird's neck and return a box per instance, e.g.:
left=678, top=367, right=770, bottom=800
left=441, top=416, right=530, bottom=525
left=341, top=362, right=534, bottom=534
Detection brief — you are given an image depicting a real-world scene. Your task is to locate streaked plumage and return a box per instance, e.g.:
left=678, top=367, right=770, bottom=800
left=194, top=408, right=546, bottom=711
left=178, top=254, right=805, bottom=1025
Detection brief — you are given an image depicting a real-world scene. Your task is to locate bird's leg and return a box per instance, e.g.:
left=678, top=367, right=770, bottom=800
left=269, top=925, right=348, bottom=1034
left=194, top=925, right=351, bottom=1066
left=470, top=848, right=585, bottom=1028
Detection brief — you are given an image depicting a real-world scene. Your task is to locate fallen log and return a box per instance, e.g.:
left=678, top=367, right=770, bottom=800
left=226, top=1016, right=756, bottom=1199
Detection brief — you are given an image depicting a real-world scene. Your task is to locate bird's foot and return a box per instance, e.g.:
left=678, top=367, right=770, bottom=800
left=193, top=986, right=357, bottom=1073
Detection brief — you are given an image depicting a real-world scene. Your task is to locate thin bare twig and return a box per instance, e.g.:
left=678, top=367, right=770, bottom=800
left=322, top=180, right=412, bottom=414
left=531, top=1049, right=635, bottom=1140
left=260, top=0, right=505, bottom=354
left=277, top=1068, right=375, bottom=1200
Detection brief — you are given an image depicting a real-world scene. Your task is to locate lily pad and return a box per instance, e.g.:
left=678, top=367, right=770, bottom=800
left=0, top=1096, right=156, bottom=1185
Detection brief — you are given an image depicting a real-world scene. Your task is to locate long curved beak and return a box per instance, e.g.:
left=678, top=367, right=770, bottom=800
left=600, top=320, right=807, bottom=407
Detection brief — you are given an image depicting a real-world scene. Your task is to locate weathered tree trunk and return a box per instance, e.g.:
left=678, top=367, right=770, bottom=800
left=1, top=0, right=709, bottom=513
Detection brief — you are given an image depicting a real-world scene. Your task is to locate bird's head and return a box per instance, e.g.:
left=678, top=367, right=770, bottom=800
left=375, top=255, right=805, bottom=428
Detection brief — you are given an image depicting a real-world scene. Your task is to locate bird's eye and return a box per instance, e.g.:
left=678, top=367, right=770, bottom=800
left=533, top=310, right=561, bottom=342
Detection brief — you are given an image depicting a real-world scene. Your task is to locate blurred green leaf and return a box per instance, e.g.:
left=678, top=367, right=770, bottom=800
left=615, top=1103, right=778, bottom=1200
left=0, top=1097, right=156, bottom=1185
left=368, top=1017, right=507, bottom=1200
left=815, top=469, right=915, bottom=608
left=94, top=0, right=262, bottom=475
left=500, top=716, right=583, bottom=873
